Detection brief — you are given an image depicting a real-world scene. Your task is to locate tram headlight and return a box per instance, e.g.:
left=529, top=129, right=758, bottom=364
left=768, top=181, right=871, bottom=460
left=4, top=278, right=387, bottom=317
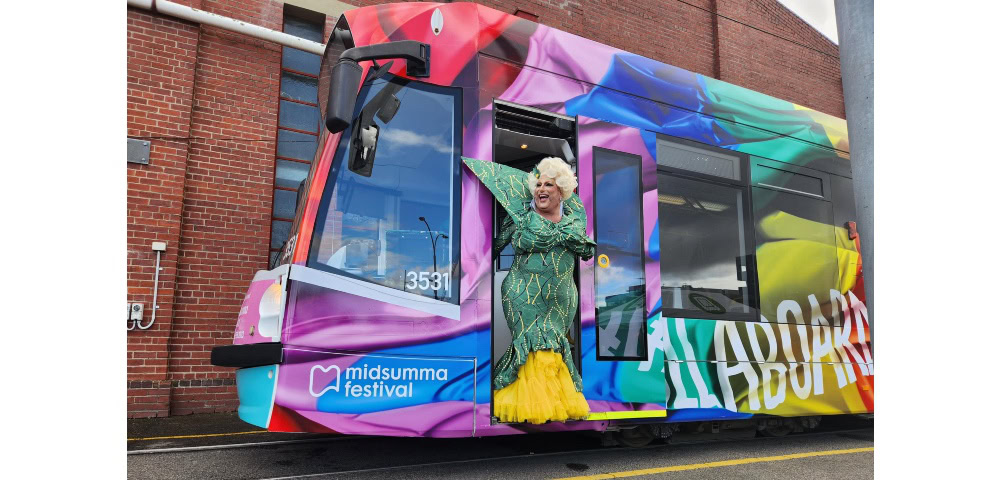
left=257, top=282, right=284, bottom=338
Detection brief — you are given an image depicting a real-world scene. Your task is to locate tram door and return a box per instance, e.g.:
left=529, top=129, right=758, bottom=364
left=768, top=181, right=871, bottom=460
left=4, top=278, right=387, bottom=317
left=490, top=102, right=581, bottom=420
left=576, top=116, right=667, bottom=417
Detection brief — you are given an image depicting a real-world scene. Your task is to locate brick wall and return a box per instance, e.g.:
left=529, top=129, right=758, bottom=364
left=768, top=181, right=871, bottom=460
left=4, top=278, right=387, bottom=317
left=167, top=16, right=283, bottom=415
left=127, top=7, right=199, bottom=417
left=126, top=0, right=845, bottom=417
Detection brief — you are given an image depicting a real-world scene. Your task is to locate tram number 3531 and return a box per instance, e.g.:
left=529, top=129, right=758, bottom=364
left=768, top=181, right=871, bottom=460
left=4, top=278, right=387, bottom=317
left=405, top=271, right=451, bottom=292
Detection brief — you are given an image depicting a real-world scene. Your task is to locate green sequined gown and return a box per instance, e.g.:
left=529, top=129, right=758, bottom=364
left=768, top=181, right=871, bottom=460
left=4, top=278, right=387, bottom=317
left=463, top=157, right=596, bottom=392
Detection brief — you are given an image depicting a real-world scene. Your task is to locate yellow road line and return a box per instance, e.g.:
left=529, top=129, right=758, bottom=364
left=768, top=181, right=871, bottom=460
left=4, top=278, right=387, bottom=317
left=553, top=447, right=874, bottom=479
left=128, top=430, right=268, bottom=442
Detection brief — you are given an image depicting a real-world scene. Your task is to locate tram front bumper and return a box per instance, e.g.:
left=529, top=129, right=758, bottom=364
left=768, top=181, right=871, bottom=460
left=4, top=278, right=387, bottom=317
left=211, top=342, right=284, bottom=368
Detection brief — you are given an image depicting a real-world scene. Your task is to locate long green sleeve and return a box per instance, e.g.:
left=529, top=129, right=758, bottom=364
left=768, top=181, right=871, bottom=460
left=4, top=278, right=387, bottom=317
left=462, top=157, right=534, bottom=224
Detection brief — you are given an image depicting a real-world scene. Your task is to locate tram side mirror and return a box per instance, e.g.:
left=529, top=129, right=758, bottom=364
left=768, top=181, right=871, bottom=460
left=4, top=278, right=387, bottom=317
left=325, top=59, right=364, bottom=134
left=324, top=41, right=430, bottom=135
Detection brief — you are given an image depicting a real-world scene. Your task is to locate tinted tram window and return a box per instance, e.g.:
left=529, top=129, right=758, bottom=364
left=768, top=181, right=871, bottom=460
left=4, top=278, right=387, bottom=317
left=309, top=76, right=462, bottom=304
left=752, top=185, right=839, bottom=325
left=594, top=148, right=647, bottom=360
left=658, top=175, right=755, bottom=319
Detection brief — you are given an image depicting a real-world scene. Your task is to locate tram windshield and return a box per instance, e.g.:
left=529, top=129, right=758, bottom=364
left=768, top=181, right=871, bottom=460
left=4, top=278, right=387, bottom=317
left=308, top=74, right=462, bottom=304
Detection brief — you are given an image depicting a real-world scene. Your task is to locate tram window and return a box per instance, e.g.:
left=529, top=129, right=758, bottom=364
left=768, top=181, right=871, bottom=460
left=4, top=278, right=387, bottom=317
left=309, top=76, right=462, bottom=304
left=594, top=148, right=647, bottom=360
left=658, top=174, right=756, bottom=320
left=752, top=186, right=839, bottom=325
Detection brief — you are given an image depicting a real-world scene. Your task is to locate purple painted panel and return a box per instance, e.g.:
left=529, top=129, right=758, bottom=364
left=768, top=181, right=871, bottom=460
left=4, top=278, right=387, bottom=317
left=297, top=402, right=475, bottom=438
left=283, top=280, right=479, bottom=353
left=498, top=26, right=616, bottom=112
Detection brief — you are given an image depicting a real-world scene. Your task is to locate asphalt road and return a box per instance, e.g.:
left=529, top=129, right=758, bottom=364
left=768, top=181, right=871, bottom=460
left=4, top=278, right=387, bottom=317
left=128, top=415, right=872, bottom=479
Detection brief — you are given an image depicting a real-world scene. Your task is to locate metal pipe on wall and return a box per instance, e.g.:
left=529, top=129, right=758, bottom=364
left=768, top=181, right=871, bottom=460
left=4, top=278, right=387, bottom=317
left=126, top=0, right=325, bottom=55
left=129, top=243, right=165, bottom=331
left=137, top=249, right=163, bottom=330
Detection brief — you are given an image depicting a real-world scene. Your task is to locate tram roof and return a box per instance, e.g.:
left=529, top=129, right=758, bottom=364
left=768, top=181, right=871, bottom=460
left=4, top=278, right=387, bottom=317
left=340, top=2, right=849, bottom=160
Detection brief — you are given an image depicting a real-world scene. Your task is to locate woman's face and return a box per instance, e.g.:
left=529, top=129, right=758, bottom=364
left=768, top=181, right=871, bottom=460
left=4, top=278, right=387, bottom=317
left=534, top=175, right=562, bottom=212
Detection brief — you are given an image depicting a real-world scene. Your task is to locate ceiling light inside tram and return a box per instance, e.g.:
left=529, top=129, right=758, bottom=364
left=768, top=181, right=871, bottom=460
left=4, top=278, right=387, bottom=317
left=658, top=194, right=686, bottom=205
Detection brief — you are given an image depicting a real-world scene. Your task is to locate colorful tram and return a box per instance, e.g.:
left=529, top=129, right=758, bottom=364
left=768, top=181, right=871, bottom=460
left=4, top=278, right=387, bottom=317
left=211, top=2, right=873, bottom=442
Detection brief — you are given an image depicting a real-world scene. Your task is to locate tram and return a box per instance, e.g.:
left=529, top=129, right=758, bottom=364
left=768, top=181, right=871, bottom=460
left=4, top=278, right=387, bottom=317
left=211, top=2, right=873, bottom=443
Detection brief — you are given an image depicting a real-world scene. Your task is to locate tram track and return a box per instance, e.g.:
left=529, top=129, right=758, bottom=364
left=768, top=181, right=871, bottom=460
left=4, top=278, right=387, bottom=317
left=255, top=444, right=645, bottom=480
left=128, top=422, right=872, bottom=480
left=127, top=435, right=366, bottom=456
left=255, top=427, right=873, bottom=480
left=128, top=423, right=872, bottom=458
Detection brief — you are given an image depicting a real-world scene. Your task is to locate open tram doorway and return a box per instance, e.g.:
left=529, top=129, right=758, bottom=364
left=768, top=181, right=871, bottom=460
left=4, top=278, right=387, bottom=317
left=489, top=101, right=579, bottom=423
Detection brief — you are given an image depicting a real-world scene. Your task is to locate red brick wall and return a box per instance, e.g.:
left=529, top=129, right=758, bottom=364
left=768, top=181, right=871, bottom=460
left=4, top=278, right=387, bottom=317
left=126, top=0, right=845, bottom=417
left=167, top=18, right=282, bottom=415
left=127, top=7, right=199, bottom=417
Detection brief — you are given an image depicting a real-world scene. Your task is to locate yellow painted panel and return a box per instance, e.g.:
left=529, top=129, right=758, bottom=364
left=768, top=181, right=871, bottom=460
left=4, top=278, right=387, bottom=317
left=585, top=410, right=667, bottom=420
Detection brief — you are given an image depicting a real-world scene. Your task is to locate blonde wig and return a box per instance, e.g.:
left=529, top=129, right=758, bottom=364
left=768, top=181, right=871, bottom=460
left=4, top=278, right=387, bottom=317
left=529, top=157, right=577, bottom=199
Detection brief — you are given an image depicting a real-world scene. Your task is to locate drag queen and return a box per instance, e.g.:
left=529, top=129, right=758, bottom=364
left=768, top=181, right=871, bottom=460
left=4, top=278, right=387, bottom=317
left=463, top=156, right=595, bottom=424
